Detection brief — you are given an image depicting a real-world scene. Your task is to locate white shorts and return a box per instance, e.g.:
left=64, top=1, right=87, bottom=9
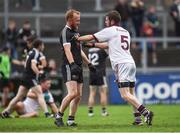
left=23, top=98, right=39, bottom=114
left=113, top=63, right=136, bottom=83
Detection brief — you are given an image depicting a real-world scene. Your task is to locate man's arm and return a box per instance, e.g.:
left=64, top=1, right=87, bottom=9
left=78, top=35, right=94, bottom=42
left=84, top=42, right=108, bottom=49
left=49, top=103, right=58, bottom=114
left=81, top=50, right=90, bottom=65
left=31, top=60, right=41, bottom=75
left=64, top=44, right=74, bottom=64
left=38, top=57, right=47, bottom=70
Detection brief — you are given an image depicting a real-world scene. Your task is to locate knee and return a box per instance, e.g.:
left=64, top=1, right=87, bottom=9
left=121, top=93, right=130, bottom=101
left=68, top=92, right=78, bottom=99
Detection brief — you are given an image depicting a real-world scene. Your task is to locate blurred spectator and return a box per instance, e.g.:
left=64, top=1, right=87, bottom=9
left=17, top=20, right=35, bottom=49
left=114, top=0, right=130, bottom=30
left=141, top=6, right=159, bottom=65
left=170, top=0, right=180, bottom=37
left=130, top=0, right=145, bottom=37
left=2, top=20, right=18, bottom=60
left=0, top=46, right=11, bottom=107
left=15, top=0, right=41, bottom=11
left=48, top=59, right=58, bottom=76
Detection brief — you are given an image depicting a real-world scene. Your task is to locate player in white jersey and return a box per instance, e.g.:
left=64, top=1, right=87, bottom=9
left=12, top=78, right=58, bottom=118
left=77, top=10, right=153, bottom=126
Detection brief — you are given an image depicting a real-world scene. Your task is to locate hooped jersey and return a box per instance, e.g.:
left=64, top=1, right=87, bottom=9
left=93, top=26, right=135, bottom=67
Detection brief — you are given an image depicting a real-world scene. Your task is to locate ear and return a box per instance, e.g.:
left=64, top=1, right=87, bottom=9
left=110, top=20, right=115, bottom=26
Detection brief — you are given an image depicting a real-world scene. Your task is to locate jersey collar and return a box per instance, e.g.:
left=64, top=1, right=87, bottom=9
left=65, top=25, right=72, bottom=30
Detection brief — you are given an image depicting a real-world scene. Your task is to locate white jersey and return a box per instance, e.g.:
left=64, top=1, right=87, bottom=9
left=23, top=90, right=54, bottom=114
left=94, top=26, right=135, bottom=69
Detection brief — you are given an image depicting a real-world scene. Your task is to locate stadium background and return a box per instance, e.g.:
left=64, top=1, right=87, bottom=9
left=0, top=0, right=180, bottom=105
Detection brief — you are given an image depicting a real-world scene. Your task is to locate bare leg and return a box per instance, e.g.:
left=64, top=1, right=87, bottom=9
left=99, top=85, right=108, bottom=108
left=88, top=85, right=96, bottom=108
left=130, top=88, right=142, bottom=124
left=2, top=86, right=10, bottom=107
left=119, top=87, right=141, bottom=109
left=69, top=83, right=82, bottom=116
left=59, top=81, right=78, bottom=114
left=3, top=85, right=28, bottom=113
left=31, top=85, right=48, bottom=113
left=99, top=85, right=109, bottom=116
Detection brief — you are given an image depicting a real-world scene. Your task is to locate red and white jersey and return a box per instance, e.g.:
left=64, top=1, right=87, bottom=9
left=93, top=26, right=135, bottom=68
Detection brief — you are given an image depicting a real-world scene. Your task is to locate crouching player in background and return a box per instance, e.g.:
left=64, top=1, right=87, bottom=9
left=1, top=39, right=49, bottom=118
left=87, top=47, right=109, bottom=117
left=12, top=75, right=58, bottom=118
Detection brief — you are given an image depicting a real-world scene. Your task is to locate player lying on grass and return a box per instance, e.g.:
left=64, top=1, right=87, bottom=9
left=1, top=39, right=49, bottom=118
left=10, top=76, right=58, bottom=118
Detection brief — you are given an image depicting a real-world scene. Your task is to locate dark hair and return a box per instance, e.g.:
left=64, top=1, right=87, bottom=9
left=27, top=35, right=36, bottom=43
left=33, top=39, right=43, bottom=48
left=24, top=20, right=30, bottom=25
left=106, top=10, right=121, bottom=24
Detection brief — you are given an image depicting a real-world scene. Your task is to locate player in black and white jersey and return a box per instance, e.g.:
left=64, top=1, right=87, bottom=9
left=87, top=47, right=109, bottom=117
left=54, top=9, right=96, bottom=127
left=1, top=39, right=50, bottom=118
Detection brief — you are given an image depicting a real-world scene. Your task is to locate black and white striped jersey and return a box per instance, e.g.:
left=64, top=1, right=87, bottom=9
left=24, top=48, right=45, bottom=78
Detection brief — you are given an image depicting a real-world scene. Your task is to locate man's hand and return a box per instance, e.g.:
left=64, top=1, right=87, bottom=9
left=71, top=33, right=80, bottom=41
left=82, top=42, right=95, bottom=48
left=88, top=63, right=96, bottom=73
left=70, top=62, right=81, bottom=74
left=37, top=71, right=46, bottom=82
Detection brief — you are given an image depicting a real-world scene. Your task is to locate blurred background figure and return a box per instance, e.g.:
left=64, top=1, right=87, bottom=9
left=2, top=20, right=18, bottom=61
left=114, top=0, right=130, bottom=30
left=48, top=59, right=58, bottom=76
left=170, top=0, right=180, bottom=38
left=141, top=6, right=159, bottom=65
left=15, top=0, right=41, bottom=11
left=0, top=46, right=11, bottom=107
left=17, top=20, right=35, bottom=50
left=130, top=0, right=145, bottom=37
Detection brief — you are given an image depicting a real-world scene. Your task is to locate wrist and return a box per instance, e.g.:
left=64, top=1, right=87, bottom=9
left=70, top=62, right=75, bottom=65
left=88, top=63, right=92, bottom=67
left=92, top=43, right=95, bottom=47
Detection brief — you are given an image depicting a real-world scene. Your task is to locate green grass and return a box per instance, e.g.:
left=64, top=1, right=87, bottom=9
left=0, top=105, right=180, bottom=132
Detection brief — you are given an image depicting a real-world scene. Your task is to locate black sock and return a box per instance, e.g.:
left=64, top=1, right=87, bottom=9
left=137, top=105, right=149, bottom=117
left=55, top=112, right=64, bottom=119
left=68, top=115, right=75, bottom=121
left=102, top=107, right=106, bottom=113
left=89, top=107, right=93, bottom=113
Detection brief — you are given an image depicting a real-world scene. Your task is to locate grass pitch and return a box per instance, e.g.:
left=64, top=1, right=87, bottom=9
left=0, top=105, right=180, bottom=132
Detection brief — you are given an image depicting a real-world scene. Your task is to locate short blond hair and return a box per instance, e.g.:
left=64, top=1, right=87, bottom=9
left=65, top=9, right=80, bottom=21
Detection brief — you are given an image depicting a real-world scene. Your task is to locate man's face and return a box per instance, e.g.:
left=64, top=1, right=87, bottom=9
left=71, top=13, right=80, bottom=30
left=8, top=22, right=16, bottom=30
left=105, top=16, right=110, bottom=27
left=41, top=80, right=51, bottom=91
left=40, top=43, right=45, bottom=52
left=23, top=23, right=31, bottom=30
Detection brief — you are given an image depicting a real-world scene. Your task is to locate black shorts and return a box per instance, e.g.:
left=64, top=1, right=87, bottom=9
left=89, top=72, right=107, bottom=86
left=61, top=64, right=83, bottom=83
left=20, top=73, right=39, bottom=89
